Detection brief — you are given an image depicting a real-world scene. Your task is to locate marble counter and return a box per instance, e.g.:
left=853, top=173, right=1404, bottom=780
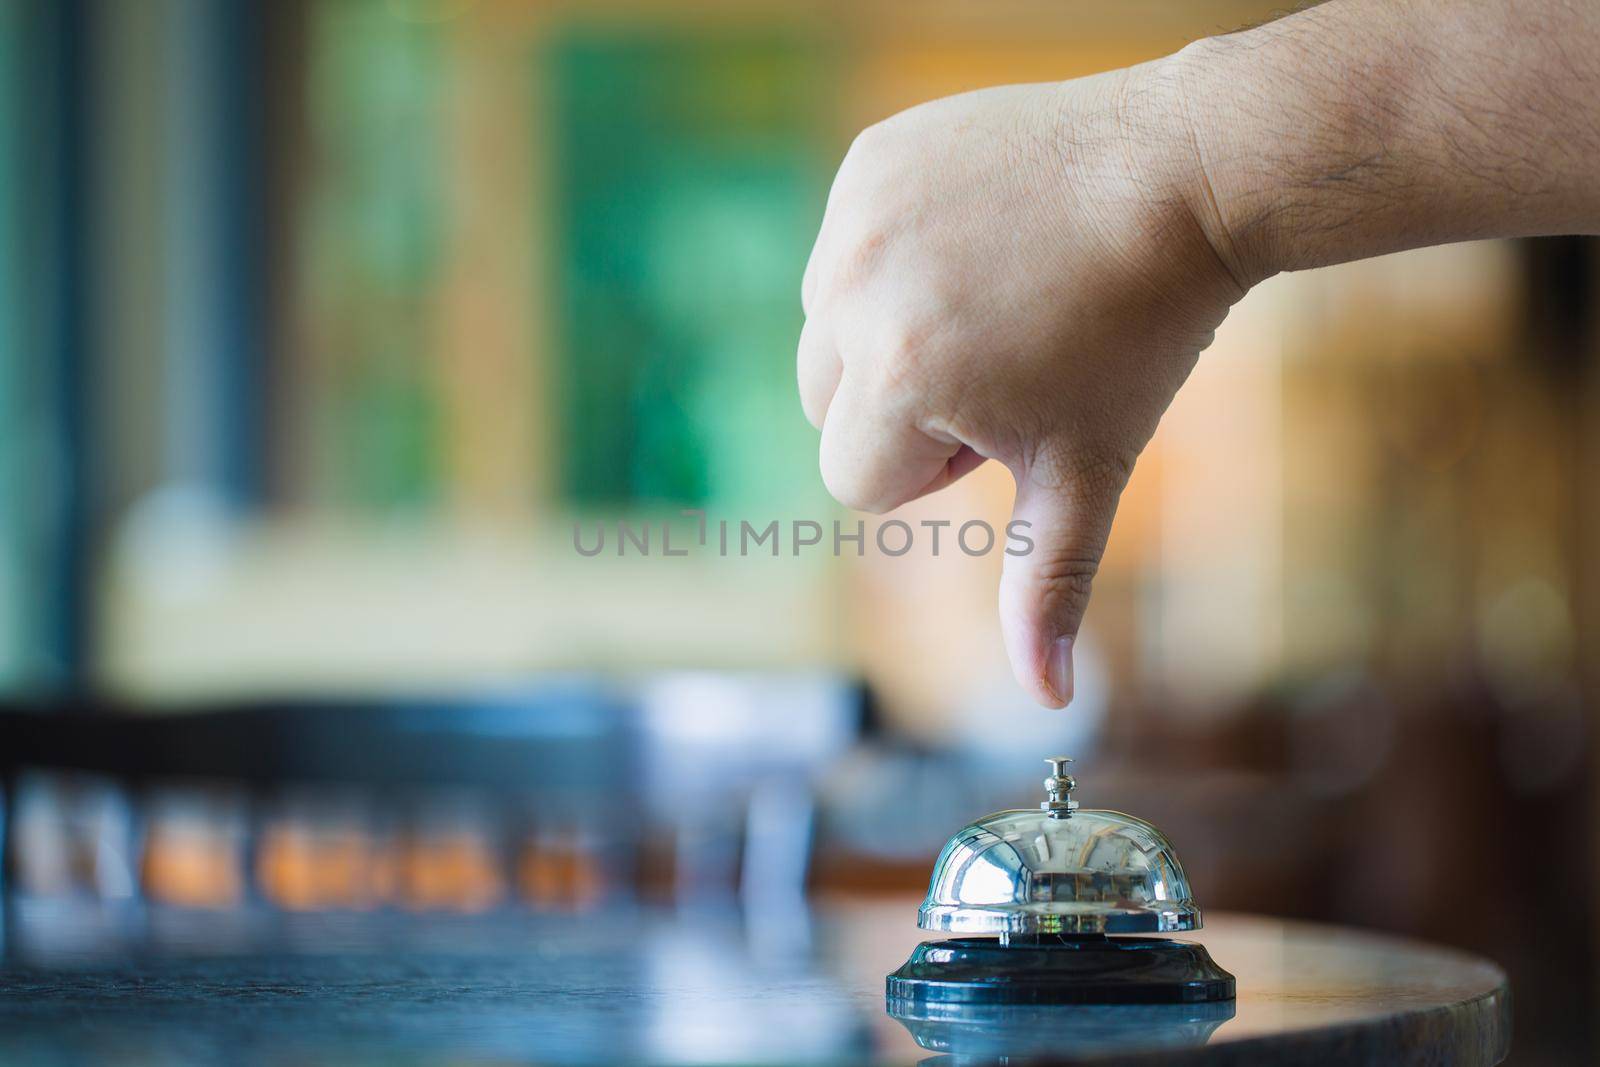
left=0, top=900, right=1509, bottom=1065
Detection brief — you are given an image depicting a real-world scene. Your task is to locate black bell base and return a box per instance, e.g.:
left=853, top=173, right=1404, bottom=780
left=886, top=934, right=1235, bottom=1006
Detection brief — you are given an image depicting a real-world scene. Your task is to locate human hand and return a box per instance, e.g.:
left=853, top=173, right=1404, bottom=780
left=798, top=66, right=1246, bottom=707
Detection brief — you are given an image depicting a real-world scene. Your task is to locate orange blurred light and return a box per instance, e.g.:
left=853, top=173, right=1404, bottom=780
left=142, top=826, right=244, bottom=909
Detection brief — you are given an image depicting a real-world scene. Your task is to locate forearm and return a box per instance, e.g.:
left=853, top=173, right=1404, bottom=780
left=1173, top=0, right=1600, bottom=284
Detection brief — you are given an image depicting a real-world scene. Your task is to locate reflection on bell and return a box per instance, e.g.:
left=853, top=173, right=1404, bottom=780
left=886, top=758, right=1235, bottom=1005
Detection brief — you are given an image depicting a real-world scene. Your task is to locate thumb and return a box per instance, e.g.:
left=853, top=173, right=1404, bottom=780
left=999, top=457, right=1127, bottom=708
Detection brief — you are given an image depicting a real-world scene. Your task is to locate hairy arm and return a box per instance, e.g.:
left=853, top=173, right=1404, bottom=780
left=1178, top=0, right=1600, bottom=285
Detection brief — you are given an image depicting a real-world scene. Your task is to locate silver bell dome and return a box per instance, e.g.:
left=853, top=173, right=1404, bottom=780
left=918, top=758, right=1201, bottom=935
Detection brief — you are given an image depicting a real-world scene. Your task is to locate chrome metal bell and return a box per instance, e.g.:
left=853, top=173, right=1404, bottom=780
left=887, top=758, right=1234, bottom=1007
left=919, top=757, right=1201, bottom=936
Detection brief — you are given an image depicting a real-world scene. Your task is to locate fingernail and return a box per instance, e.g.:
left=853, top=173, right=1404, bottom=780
left=1047, top=635, right=1075, bottom=707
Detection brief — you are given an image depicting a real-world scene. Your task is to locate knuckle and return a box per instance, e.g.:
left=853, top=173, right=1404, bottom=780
left=799, top=391, right=826, bottom=431
left=797, top=317, right=828, bottom=365
left=877, top=318, right=931, bottom=392
left=1034, top=556, right=1100, bottom=616
left=1031, top=445, right=1137, bottom=500
left=819, top=460, right=881, bottom=514
left=840, top=225, right=891, bottom=286
left=819, top=430, right=895, bottom=514
left=802, top=388, right=834, bottom=432
left=1078, top=451, right=1137, bottom=496
left=846, top=120, right=891, bottom=162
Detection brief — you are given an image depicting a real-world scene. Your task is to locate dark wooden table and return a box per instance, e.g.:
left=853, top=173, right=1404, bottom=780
left=0, top=899, right=1510, bottom=1065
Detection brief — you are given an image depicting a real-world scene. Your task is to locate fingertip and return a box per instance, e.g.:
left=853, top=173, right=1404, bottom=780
left=1000, top=609, right=1068, bottom=709
left=1046, top=634, right=1075, bottom=708
left=1016, top=664, right=1066, bottom=709
left=1033, top=681, right=1069, bottom=711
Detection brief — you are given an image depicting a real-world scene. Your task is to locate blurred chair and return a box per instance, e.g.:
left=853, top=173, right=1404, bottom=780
left=0, top=681, right=632, bottom=919
left=0, top=672, right=867, bottom=928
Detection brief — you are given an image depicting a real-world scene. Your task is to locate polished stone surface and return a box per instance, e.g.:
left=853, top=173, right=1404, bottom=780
left=0, top=899, right=1509, bottom=1065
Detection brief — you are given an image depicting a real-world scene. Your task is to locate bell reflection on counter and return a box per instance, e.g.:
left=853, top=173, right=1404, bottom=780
left=887, top=758, right=1234, bottom=1006
left=889, top=1000, right=1236, bottom=1061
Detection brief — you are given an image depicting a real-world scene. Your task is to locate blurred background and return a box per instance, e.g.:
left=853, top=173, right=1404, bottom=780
left=0, top=1, right=1595, bottom=1064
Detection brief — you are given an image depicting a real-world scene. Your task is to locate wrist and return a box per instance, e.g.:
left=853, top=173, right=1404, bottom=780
left=1159, top=35, right=1284, bottom=288
left=1070, top=52, right=1264, bottom=306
